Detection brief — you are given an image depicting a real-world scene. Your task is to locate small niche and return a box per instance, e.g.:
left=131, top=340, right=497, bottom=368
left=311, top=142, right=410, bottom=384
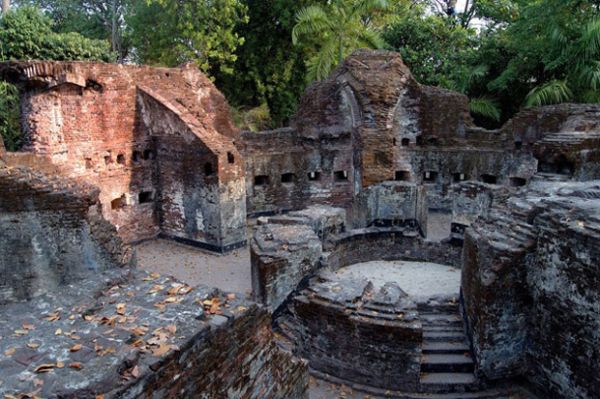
left=117, top=154, right=126, bottom=165
left=111, top=195, right=126, bottom=210
left=428, top=137, right=439, bottom=145
left=423, top=171, right=438, bottom=182
left=204, top=163, right=214, bottom=176
left=254, top=175, right=270, bottom=186
left=481, top=174, right=498, bottom=184
left=334, top=170, right=349, bottom=182
left=104, top=155, right=112, bottom=165
left=281, top=173, right=295, bottom=184
left=453, top=173, right=467, bottom=183
left=132, top=151, right=141, bottom=162
left=308, top=171, right=321, bottom=181
left=401, top=138, right=410, bottom=147
left=85, top=158, right=93, bottom=169
left=393, top=138, right=397, bottom=146
left=143, top=149, right=155, bottom=160
left=416, top=135, right=424, bottom=146
left=510, top=177, right=527, bottom=187
left=139, top=191, right=154, bottom=204
left=395, top=171, right=410, bottom=181
left=227, top=152, right=235, bottom=164
left=515, top=141, right=523, bottom=150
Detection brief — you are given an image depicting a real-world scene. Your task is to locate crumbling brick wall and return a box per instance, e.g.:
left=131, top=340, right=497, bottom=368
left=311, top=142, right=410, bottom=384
left=462, top=182, right=600, bottom=398
left=0, top=162, right=132, bottom=304
left=1, top=61, right=246, bottom=252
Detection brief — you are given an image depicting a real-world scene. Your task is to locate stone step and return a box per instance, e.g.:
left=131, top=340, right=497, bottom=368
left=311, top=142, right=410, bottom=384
left=421, top=354, right=474, bottom=373
left=422, top=341, right=470, bottom=354
left=419, top=372, right=479, bottom=393
left=422, top=326, right=464, bottom=333
left=423, top=331, right=466, bottom=342
left=420, top=314, right=463, bottom=325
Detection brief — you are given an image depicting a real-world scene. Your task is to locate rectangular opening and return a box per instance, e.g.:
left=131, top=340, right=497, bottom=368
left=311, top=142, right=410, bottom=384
left=395, top=171, right=410, bottom=181
left=423, top=171, right=438, bottom=182
left=334, top=170, right=348, bottom=182
left=139, top=191, right=154, bottom=204
left=481, top=174, right=498, bottom=184
left=453, top=173, right=467, bottom=183
left=281, top=173, right=295, bottom=184
left=510, top=177, right=527, bottom=187
left=308, top=171, right=321, bottom=181
left=254, top=175, right=270, bottom=186
left=111, top=195, right=126, bottom=210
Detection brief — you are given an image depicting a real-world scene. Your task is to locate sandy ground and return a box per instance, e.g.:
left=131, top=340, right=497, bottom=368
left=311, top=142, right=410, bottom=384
left=135, top=239, right=252, bottom=296
left=332, top=260, right=460, bottom=303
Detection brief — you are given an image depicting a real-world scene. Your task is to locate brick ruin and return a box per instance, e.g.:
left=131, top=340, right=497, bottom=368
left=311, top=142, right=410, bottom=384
left=1, top=50, right=600, bottom=398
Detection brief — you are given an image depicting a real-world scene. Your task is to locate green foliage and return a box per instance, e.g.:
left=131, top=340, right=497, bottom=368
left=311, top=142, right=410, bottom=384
left=128, top=0, right=248, bottom=75
left=214, top=0, right=324, bottom=128
left=525, top=80, right=574, bottom=107
left=383, top=10, right=479, bottom=88
left=0, top=81, right=21, bottom=151
left=231, top=104, right=271, bottom=132
left=469, top=97, right=501, bottom=121
left=14, top=0, right=130, bottom=61
left=0, top=6, right=114, bottom=61
left=292, top=0, right=390, bottom=82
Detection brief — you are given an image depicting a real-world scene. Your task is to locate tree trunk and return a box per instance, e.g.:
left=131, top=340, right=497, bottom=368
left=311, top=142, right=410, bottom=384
left=2, top=0, right=10, bottom=15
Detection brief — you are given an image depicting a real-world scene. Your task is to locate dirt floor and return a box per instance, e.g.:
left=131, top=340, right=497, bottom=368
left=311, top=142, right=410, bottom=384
left=135, top=239, right=252, bottom=296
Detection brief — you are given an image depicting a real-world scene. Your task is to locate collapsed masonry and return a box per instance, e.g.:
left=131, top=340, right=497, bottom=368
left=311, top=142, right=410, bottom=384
left=1, top=50, right=599, bottom=398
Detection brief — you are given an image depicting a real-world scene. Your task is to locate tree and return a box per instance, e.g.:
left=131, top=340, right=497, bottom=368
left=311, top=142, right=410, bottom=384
left=486, top=0, right=600, bottom=108
left=215, top=0, right=328, bottom=128
left=14, top=0, right=131, bottom=62
left=2, top=0, right=9, bottom=14
left=292, top=0, right=390, bottom=82
left=128, top=0, right=248, bottom=76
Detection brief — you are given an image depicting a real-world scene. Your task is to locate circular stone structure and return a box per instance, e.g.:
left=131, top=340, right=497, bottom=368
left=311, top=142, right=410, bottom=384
left=332, top=260, right=461, bottom=304
left=275, top=261, right=467, bottom=395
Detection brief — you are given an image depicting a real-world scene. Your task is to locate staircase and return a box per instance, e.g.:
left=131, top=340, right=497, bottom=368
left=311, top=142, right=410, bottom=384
left=418, top=302, right=479, bottom=394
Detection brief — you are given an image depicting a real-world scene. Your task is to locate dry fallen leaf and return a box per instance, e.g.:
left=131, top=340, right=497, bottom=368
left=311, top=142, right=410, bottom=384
left=22, top=322, right=35, bottom=330
left=34, top=363, right=55, bottom=373
left=151, top=344, right=171, bottom=357
left=44, top=312, right=60, bottom=322
left=165, top=325, right=177, bottom=334
left=70, top=344, right=82, bottom=352
left=68, top=362, right=83, bottom=370
left=130, top=365, right=140, bottom=378
left=27, top=343, right=40, bottom=349
left=56, top=361, right=65, bottom=368
left=116, top=303, right=126, bottom=315
left=55, top=328, right=62, bottom=336
left=4, top=347, right=16, bottom=356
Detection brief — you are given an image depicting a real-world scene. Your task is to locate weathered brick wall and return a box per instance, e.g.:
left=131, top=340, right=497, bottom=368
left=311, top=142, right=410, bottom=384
left=278, top=276, right=422, bottom=391
left=2, top=61, right=246, bottom=252
left=0, top=163, right=132, bottom=304
left=240, top=128, right=355, bottom=216
left=352, top=181, right=427, bottom=234
left=324, top=228, right=462, bottom=270
left=251, top=223, right=322, bottom=310
left=462, top=182, right=600, bottom=398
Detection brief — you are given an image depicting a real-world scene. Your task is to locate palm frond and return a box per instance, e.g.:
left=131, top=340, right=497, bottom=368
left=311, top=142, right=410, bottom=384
left=292, top=6, right=332, bottom=45
left=350, top=0, right=389, bottom=18
left=525, top=80, right=573, bottom=107
left=306, top=38, right=339, bottom=82
left=579, top=89, right=600, bottom=104
left=469, top=97, right=501, bottom=121
left=356, top=28, right=384, bottom=49
left=582, top=18, right=600, bottom=59
left=579, top=61, right=600, bottom=91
